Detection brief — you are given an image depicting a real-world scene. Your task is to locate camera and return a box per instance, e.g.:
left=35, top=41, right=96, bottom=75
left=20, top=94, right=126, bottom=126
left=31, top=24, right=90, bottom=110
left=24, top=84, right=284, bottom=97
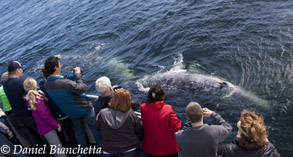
left=113, top=86, right=122, bottom=92
left=73, top=68, right=84, bottom=74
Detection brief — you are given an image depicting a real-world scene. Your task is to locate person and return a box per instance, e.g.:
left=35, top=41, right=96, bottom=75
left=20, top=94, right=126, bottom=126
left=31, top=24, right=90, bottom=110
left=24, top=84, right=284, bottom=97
left=93, top=76, right=140, bottom=117
left=0, top=72, right=10, bottom=112
left=93, top=76, right=116, bottom=116
left=3, top=61, right=44, bottom=147
left=39, top=66, right=78, bottom=148
left=95, top=89, right=143, bottom=156
left=44, top=56, right=100, bottom=151
left=176, top=102, right=232, bottom=157
left=0, top=120, right=25, bottom=157
left=220, top=110, right=280, bottom=157
left=0, top=107, right=22, bottom=146
left=0, top=71, right=29, bottom=146
left=23, top=78, right=66, bottom=157
left=140, top=85, right=181, bottom=157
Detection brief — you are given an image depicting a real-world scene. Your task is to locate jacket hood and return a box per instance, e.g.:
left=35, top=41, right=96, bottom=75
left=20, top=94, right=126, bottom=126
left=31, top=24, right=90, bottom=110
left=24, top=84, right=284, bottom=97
left=100, top=108, right=131, bottom=129
left=148, top=101, right=165, bottom=109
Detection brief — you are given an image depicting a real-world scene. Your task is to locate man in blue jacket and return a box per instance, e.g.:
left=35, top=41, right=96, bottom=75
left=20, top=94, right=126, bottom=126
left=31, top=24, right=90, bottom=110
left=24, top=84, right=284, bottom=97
left=44, top=56, right=100, bottom=151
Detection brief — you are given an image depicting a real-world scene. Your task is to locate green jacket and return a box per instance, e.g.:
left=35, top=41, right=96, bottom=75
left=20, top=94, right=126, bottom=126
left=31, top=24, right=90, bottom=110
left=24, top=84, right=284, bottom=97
left=0, top=86, right=12, bottom=112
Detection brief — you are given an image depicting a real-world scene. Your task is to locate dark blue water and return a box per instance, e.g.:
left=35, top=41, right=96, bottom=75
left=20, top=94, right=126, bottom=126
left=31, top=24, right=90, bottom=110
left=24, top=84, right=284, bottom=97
left=1, top=0, right=293, bottom=156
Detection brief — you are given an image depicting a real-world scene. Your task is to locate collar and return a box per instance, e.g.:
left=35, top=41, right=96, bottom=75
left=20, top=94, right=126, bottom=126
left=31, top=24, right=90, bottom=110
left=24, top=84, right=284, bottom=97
left=148, top=101, right=165, bottom=109
left=47, top=75, right=64, bottom=80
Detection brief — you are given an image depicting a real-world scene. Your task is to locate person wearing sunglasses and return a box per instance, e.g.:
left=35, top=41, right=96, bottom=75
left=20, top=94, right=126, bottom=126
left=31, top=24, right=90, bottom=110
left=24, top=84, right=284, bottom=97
left=3, top=61, right=45, bottom=147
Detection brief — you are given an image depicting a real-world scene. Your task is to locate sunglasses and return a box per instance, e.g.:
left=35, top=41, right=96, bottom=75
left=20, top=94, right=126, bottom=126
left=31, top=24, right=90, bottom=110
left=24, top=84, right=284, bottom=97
left=15, top=61, right=23, bottom=69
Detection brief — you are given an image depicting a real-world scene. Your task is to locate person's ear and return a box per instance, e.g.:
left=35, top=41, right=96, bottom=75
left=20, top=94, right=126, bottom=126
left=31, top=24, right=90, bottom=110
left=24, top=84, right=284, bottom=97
left=17, top=68, right=22, bottom=73
left=54, top=65, right=59, bottom=71
left=110, top=87, right=114, bottom=93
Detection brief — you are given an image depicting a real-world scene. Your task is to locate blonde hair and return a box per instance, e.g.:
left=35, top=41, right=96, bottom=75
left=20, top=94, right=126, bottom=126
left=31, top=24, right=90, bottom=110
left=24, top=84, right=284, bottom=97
left=23, top=78, right=47, bottom=110
left=109, top=89, right=131, bottom=113
left=238, top=110, right=268, bottom=149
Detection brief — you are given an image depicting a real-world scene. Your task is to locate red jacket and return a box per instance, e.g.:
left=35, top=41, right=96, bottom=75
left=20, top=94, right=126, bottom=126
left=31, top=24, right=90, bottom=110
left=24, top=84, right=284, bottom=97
left=141, top=101, right=181, bottom=155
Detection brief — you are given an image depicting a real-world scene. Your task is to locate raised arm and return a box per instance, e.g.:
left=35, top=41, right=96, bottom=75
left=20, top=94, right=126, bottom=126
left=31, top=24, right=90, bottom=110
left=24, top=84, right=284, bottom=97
left=203, top=108, right=232, bottom=141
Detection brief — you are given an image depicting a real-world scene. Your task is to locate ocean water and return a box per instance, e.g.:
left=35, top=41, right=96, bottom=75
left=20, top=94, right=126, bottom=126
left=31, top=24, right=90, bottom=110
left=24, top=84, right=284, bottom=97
left=0, top=0, right=293, bottom=156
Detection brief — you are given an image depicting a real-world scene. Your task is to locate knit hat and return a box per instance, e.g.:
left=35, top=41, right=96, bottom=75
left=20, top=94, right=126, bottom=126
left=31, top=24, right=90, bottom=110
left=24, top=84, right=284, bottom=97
left=8, top=61, right=22, bottom=73
left=1, top=72, right=9, bottom=83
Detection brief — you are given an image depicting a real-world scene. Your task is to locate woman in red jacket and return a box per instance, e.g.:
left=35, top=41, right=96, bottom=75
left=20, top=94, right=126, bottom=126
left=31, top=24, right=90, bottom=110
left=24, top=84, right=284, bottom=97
left=141, top=85, right=181, bottom=157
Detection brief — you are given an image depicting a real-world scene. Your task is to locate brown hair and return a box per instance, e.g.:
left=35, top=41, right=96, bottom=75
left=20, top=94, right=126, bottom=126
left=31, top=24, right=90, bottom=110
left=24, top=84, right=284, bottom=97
left=238, top=110, right=268, bottom=149
left=146, top=85, right=166, bottom=103
left=109, top=89, right=132, bottom=113
left=186, top=102, right=202, bottom=123
left=41, top=66, right=49, bottom=78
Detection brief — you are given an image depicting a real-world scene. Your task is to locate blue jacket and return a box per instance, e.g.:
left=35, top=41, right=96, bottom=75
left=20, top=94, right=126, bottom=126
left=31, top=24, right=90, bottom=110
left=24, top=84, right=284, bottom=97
left=39, top=80, right=68, bottom=120
left=45, top=75, right=92, bottom=119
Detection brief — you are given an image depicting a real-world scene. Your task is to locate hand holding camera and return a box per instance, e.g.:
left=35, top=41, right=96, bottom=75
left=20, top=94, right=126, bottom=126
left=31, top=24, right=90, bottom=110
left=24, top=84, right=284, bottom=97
left=113, top=85, right=122, bottom=92
left=73, top=67, right=82, bottom=74
left=203, top=108, right=213, bottom=118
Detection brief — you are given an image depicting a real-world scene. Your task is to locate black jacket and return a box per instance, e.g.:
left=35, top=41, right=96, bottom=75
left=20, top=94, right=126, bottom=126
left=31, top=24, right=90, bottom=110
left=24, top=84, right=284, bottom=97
left=94, top=108, right=143, bottom=154
left=93, top=95, right=140, bottom=117
left=221, top=138, right=280, bottom=157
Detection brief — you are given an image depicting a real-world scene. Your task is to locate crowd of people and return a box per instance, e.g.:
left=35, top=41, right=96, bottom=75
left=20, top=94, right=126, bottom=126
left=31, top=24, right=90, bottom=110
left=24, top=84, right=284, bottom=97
left=0, top=56, right=280, bottom=157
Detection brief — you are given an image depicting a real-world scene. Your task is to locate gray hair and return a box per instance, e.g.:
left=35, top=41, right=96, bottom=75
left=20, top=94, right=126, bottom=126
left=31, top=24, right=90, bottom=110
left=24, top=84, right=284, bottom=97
left=95, top=76, right=112, bottom=95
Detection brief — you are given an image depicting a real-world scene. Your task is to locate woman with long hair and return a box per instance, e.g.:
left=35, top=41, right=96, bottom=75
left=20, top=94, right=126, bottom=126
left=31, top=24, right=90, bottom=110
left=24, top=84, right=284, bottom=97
left=221, top=110, right=280, bottom=157
left=141, top=85, right=181, bottom=157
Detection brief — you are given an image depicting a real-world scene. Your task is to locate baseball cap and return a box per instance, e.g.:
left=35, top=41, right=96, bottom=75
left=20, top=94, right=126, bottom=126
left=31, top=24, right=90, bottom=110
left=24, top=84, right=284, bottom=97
left=8, top=61, right=23, bottom=73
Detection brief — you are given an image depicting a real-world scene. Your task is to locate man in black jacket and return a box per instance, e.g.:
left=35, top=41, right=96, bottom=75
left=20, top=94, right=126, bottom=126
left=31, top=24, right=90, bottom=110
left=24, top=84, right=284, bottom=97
left=93, top=76, right=140, bottom=117
left=4, top=61, right=44, bottom=147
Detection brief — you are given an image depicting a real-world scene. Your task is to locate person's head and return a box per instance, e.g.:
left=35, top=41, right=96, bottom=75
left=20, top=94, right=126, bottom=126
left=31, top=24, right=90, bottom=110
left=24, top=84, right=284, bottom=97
left=23, top=78, right=38, bottom=92
left=23, top=78, right=44, bottom=111
left=109, top=89, right=132, bottom=113
left=8, top=61, right=23, bottom=77
left=95, top=76, right=112, bottom=96
left=185, top=102, right=203, bottom=123
left=237, top=110, right=268, bottom=149
left=41, top=66, right=49, bottom=78
left=44, top=56, right=61, bottom=76
left=146, top=85, right=166, bottom=103
left=1, top=71, right=9, bottom=84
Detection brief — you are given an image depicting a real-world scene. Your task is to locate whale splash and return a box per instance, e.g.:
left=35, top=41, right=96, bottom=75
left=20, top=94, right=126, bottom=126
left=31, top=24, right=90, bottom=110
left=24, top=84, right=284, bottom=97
left=135, top=54, right=268, bottom=108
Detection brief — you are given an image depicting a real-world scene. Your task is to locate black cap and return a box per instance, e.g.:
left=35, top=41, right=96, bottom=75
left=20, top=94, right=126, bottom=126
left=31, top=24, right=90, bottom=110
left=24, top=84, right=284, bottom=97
left=8, top=61, right=23, bottom=73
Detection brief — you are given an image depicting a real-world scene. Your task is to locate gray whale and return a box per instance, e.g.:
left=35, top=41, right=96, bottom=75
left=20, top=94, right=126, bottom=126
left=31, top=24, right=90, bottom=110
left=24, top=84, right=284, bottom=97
left=135, top=71, right=268, bottom=108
